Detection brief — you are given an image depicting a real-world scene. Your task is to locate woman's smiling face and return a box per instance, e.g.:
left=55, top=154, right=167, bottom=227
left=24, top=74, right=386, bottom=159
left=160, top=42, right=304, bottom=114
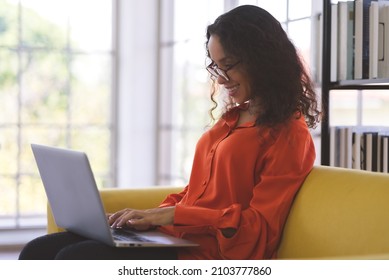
left=207, top=35, right=251, bottom=105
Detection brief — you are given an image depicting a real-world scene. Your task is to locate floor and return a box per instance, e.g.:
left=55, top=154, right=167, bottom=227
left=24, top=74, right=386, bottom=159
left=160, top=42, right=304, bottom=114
left=0, top=248, right=21, bottom=260
left=0, top=228, right=46, bottom=260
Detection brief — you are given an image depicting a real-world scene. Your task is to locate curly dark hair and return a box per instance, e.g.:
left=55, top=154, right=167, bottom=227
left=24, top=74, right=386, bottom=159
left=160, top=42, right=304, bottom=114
left=206, top=5, right=321, bottom=128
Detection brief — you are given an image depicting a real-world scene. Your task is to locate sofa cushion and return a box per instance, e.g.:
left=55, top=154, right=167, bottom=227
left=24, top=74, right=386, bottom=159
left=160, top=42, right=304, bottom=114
left=278, top=166, right=389, bottom=259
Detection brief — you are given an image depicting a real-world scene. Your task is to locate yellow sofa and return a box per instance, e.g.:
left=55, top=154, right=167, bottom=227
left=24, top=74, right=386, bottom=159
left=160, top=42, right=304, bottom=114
left=47, top=165, right=389, bottom=259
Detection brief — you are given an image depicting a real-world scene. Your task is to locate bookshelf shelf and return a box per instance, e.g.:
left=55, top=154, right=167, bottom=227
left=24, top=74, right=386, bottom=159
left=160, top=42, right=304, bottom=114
left=321, top=0, right=389, bottom=168
left=330, top=78, right=389, bottom=89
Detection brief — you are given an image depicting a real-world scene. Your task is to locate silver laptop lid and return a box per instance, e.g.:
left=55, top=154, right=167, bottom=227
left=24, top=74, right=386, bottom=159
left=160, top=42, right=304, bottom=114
left=31, top=144, right=115, bottom=246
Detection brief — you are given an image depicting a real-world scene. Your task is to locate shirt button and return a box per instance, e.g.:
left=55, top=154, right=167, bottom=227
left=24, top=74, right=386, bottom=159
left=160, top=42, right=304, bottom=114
left=202, top=180, right=207, bottom=186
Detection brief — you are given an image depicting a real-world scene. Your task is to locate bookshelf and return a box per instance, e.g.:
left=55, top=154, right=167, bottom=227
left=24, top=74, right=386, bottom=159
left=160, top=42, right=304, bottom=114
left=321, top=0, right=389, bottom=168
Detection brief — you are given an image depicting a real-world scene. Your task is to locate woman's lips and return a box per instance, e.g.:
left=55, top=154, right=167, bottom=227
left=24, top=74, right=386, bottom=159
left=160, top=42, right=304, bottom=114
left=225, top=85, right=239, bottom=96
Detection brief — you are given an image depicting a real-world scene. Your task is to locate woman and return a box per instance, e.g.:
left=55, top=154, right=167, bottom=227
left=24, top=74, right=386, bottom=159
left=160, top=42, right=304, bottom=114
left=19, top=5, right=320, bottom=260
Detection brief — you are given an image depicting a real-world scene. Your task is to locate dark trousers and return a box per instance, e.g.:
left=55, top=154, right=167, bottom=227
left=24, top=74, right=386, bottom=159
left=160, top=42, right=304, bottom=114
left=18, top=232, right=178, bottom=260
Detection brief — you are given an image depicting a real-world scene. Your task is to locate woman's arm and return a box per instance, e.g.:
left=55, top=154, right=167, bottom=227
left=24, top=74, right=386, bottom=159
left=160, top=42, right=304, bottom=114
left=108, top=186, right=188, bottom=230
left=158, top=186, right=188, bottom=207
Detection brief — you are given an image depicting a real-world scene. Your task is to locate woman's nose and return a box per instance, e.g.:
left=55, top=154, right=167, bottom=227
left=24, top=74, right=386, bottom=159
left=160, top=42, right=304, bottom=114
left=216, top=75, right=227, bottom=84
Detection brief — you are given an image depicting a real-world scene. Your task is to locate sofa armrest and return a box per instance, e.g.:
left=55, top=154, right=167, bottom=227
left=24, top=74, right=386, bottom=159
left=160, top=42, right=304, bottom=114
left=47, top=186, right=184, bottom=234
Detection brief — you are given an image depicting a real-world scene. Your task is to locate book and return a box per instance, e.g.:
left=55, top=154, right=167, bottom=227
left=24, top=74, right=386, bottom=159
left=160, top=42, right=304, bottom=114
left=315, top=12, right=323, bottom=83
left=338, top=1, right=355, bottom=80
left=331, top=3, right=338, bottom=82
left=362, top=0, right=378, bottom=78
left=378, top=4, right=389, bottom=78
left=369, top=1, right=380, bottom=78
left=330, top=126, right=355, bottom=168
left=363, top=131, right=378, bottom=171
left=347, top=2, right=355, bottom=80
left=352, top=129, right=363, bottom=169
left=342, top=126, right=354, bottom=168
left=380, top=135, right=389, bottom=173
left=354, top=0, right=364, bottom=79
left=330, top=126, right=341, bottom=167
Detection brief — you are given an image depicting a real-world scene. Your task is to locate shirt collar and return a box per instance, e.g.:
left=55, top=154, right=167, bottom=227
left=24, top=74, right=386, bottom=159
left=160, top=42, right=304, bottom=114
left=222, top=105, right=256, bottom=129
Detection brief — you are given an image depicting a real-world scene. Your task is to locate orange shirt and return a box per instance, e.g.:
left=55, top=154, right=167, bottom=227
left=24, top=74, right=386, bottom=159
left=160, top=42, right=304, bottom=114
left=159, top=106, right=316, bottom=259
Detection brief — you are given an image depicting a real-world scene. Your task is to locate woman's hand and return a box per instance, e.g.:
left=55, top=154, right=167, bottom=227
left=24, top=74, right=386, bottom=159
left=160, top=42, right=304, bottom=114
left=108, top=206, right=175, bottom=231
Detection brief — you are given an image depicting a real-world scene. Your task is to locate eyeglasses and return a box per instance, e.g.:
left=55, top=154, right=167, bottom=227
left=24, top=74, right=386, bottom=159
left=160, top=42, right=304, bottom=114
left=206, top=60, right=241, bottom=81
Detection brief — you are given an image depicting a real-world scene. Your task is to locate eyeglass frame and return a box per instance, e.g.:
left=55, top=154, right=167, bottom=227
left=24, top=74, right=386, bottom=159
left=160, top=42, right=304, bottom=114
left=206, top=60, right=241, bottom=81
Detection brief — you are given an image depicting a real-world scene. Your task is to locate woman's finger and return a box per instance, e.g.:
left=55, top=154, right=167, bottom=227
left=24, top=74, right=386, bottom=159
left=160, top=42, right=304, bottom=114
left=111, top=210, right=144, bottom=228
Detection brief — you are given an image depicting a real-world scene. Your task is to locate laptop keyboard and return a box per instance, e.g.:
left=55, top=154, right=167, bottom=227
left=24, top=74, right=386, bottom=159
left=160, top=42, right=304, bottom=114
left=111, top=228, right=156, bottom=243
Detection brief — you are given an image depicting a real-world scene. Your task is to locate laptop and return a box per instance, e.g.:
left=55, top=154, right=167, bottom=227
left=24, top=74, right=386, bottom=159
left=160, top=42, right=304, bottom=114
left=31, top=143, right=198, bottom=248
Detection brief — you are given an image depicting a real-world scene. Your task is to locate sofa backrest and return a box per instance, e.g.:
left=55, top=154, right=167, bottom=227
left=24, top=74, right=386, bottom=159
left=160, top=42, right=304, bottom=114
left=277, top=165, right=389, bottom=259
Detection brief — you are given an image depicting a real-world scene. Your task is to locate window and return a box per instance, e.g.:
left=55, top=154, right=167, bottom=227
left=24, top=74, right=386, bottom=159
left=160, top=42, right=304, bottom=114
left=157, top=0, right=225, bottom=185
left=0, top=0, right=115, bottom=228
left=0, top=0, right=322, bottom=230
left=330, top=89, right=389, bottom=127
